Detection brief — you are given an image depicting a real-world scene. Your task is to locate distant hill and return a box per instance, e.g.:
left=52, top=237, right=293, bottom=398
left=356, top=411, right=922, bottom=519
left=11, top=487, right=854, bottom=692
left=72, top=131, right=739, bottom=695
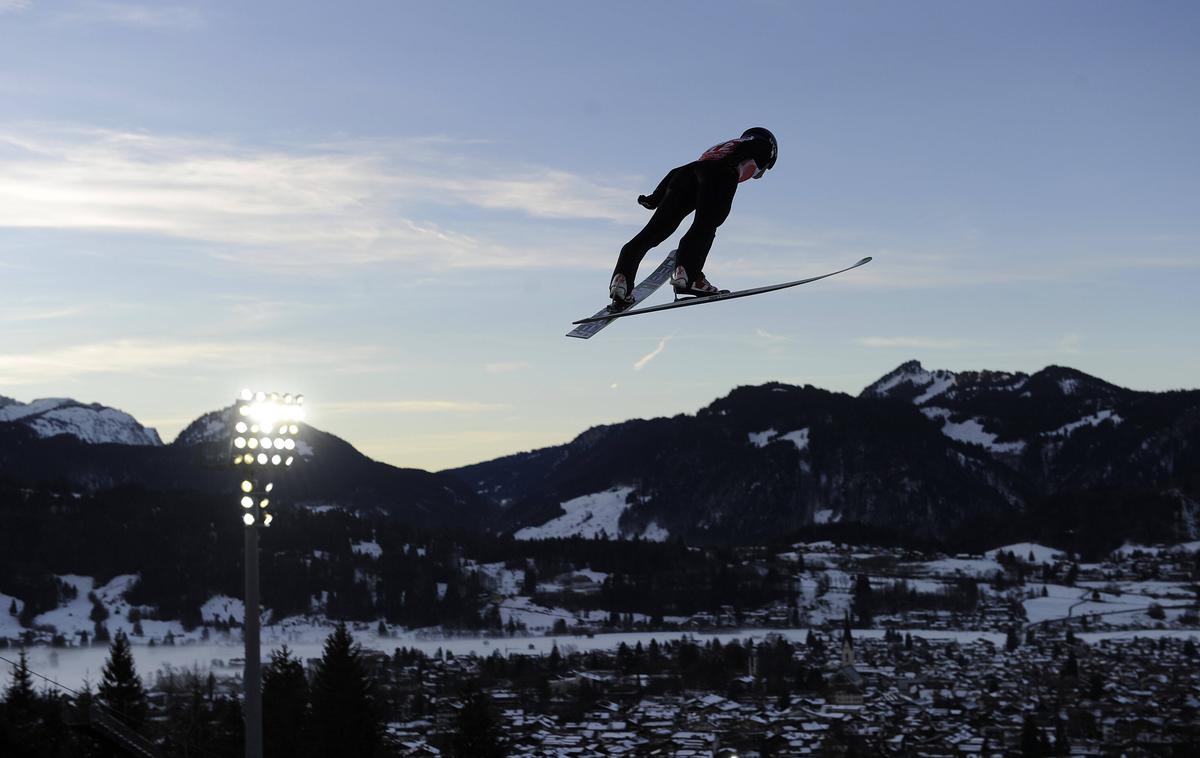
left=446, top=362, right=1200, bottom=553
left=0, top=402, right=487, bottom=530
left=0, top=395, right=161, bottom=446
left=4, top=362, right=1198, bottom=552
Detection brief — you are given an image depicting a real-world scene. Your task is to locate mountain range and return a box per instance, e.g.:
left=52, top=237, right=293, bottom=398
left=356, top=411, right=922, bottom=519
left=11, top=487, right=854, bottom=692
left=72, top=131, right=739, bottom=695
left=2, top=362, right=1197, bottom=552
left=0, top=400, right=486, bottom=530
left=448, top=361, right=1200, bottom=552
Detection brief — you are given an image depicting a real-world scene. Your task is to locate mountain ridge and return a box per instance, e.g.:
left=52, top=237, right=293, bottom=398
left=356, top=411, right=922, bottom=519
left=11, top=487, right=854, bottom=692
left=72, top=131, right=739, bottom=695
left=0, top=395, right=162, bottom=446
left=4, top=361, right=1197, bottom=550
left=446, top=361, right=1200, bottom=551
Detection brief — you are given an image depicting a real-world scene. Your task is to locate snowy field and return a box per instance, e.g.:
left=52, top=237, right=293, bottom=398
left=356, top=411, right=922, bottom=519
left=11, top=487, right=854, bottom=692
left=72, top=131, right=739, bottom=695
left=513, top=487, right=667, bottom=541
left=514, top=487, right=634, bottom=540
left=10, top=624, right=1198, bottom=695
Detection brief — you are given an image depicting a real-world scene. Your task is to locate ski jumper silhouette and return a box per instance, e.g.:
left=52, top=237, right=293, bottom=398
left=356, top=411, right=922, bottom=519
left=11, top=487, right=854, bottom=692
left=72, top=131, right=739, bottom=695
left=609, top=127, right=777, bottom=304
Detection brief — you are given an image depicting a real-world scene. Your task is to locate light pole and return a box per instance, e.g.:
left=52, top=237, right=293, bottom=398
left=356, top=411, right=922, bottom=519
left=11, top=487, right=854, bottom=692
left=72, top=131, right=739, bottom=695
left=231, top=389, right=304, bottom=758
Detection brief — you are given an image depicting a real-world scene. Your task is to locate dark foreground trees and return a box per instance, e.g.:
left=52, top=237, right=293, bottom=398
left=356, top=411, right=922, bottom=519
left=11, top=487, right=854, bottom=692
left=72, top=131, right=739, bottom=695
left=263, top=645, right=309, bottom=758
left=310, top=622, right=384, bottom=758
left=1, top=623, right=390, bottom=758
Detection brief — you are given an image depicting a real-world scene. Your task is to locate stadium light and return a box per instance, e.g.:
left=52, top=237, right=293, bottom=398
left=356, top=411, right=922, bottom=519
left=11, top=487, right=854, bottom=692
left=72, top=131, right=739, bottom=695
left=230, top=388, right=303, bottom=758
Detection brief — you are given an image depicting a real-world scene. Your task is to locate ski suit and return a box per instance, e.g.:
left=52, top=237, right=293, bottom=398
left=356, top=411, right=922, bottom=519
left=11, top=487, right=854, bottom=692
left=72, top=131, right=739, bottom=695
left=612, top=135, right=774, bottom=288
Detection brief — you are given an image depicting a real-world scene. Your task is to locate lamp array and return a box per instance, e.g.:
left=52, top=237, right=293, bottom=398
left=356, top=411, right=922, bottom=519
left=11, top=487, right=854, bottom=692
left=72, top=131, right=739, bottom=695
left=231, top=389, right=302, bottom=528
left=231, top=390, right=304, bottom=468
left=238, top=479, right=275, bottom=528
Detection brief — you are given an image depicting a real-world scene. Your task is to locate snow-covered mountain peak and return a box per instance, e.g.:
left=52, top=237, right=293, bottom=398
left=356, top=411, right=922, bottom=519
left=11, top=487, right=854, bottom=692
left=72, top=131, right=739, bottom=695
left=861, top=361, right=958, bottom=404
left=0, top=397, right=162, bottom=446
left=173, top=407, right=234, bottom=446
left=1030, top=365, right=1119, bottom=399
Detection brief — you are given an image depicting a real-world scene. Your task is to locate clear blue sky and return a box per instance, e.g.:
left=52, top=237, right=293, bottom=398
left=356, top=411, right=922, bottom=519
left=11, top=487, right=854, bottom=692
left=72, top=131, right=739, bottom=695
left=1, top=1, right=1197, bottom=469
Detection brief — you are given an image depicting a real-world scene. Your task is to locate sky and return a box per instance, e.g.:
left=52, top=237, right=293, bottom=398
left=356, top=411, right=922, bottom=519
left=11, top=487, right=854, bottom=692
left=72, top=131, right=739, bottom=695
left=0, top=0, right=1197, bottom=471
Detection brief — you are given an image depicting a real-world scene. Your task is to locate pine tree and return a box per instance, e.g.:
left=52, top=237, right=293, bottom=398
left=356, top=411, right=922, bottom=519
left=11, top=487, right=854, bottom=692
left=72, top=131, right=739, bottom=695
left=263, top=645, right=310, bottom=758
left=161, top=670, right=216, bottom=757
left=310, top=623, right=381, bottom=757
left=452, top=685, right=505, bottom=758
left=98, top=629, right=148, bottom=730
left=5, top=648, right=36, bottom=713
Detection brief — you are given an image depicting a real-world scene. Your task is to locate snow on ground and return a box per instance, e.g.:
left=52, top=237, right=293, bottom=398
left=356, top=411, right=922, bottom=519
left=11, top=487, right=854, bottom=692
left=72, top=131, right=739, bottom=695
left=1023, top=584, right=1087, bottom=624
left=915, top=556, right=1004, bottom=578
left=476, top=562, right=524, bottom=596
left=750, top=428, right=810, bottom=452
left=352, top=540, right=383, bottom=559
left=1077, top=580, right=1194, bottom=599
left=1024, top=581, right=1193, bottom=625
left=0, top=397, right=70, bottom=422
left=27, top=406, right=161, bottom=446
left=0, top=399, right=161, bottom=446
left=0, top=592, right=24, bottom=639
left=891, top=577, right=948, bottom=593
left=913, top=375, right=956, bottom=404
left=640, top=522, right=670, bottom=542
left=35, top=575, right=134, bottom=636
left=921, top=408, right=1025, bottom=455
left=12, top=619, right=1199, bottom=694
left=1114, top=540, right=1200, bottom=556
left=1046, top=409, right=1122, bottom=437
left=201, top=596, right=245, bottom=625
left=779, top=428, right=810, bottom=452
left=870, top=364, right=949, bottom=398
left=514, top=487, right=635, bottom=540
left=993, top=543, right=1063, bottom=563
left=748, top=429, right=778, bottom=448
left=32, top=575, right=199, bottom=644
left=573, top=569, right=609, bottom=584
left=498, top=596, right=578, bottom=633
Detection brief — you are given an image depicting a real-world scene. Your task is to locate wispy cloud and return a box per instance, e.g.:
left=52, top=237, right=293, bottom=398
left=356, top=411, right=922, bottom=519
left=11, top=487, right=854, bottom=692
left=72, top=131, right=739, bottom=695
left=855, top=336, right=973, bottom=350
left=319, top=400, right=509, bottom=415
left=0, top=339, right=275, bottom=384
left=0, top=337, right=393, bottom=385
left=753, top=328, right=791, bottom=355
left=430, top=170, right=637, bottom=223
left=0, top=125, right=638, bottom=272
left=1, top=305, right=85, bottom=323
left=56, top=2, right=205, bottom=30
left=633, top=335, right=672, bottom=371
left=0, top=0, right=30, bottom=14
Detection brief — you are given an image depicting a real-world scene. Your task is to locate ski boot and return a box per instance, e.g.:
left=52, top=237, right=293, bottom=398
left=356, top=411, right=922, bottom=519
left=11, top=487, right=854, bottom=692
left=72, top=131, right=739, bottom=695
left=608, top=273, right=635, bottom=311
left=671, top=266, right=724, bottom=299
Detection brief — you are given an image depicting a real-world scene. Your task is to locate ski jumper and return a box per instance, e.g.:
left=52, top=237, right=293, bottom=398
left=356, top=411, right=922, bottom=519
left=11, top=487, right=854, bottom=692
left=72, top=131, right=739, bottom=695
left=612, top=135, right=775, bottom=288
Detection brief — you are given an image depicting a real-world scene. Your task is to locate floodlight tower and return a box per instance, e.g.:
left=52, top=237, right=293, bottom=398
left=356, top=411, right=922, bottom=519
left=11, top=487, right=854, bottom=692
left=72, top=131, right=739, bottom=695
left=231, top=389, right=304, bottom=758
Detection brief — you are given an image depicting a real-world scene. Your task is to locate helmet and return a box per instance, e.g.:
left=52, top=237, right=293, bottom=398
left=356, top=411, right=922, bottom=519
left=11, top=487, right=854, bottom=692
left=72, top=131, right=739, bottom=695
left=741, top=127, right=777, bottom=171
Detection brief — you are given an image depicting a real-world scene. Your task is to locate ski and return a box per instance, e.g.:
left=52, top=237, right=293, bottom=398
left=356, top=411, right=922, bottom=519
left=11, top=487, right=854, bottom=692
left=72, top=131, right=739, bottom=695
left=565, top=250, right=678, bottom=339
left=571, top=256, right=872, bottom=326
